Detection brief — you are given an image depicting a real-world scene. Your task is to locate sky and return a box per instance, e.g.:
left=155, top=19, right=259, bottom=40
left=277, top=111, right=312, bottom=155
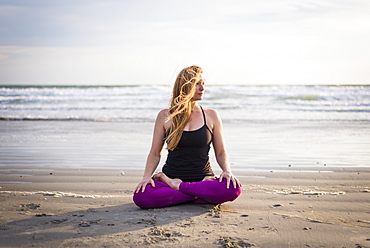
left=0, top=0, right=369, bottom=85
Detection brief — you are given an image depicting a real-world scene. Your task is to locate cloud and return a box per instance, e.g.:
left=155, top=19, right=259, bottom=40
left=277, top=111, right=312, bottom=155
left=0, top=0, right=369, bottom=85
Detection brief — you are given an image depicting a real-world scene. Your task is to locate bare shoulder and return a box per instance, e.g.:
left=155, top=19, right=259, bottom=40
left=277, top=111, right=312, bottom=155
left=203, top=107, right=221, bottom=120
left=156, top=109, right=170, bottom=122
left=157, top=108, right=169, bottom=118
left=203, top=107, right=222, bottom=129
left=156, top=109, right=171, bottom=129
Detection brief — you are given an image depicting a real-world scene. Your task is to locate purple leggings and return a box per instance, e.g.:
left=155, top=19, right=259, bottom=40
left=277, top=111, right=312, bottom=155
left=133, top=179, right=242, bottom=209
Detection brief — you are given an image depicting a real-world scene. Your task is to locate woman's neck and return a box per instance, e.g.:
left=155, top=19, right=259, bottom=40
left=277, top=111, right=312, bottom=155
left=191, top=101, right=199, bottom=108
left=191, top=101, right=199, bottom=110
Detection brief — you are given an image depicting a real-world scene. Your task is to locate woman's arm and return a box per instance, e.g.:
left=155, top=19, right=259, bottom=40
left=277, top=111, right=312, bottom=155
left=209, top=109, right=242, bottom=189
left=134, top=109, right=167, bottom=193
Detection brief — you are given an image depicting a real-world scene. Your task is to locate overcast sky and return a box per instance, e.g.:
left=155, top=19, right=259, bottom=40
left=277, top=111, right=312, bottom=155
left=0, top=0, right=369, bottom=85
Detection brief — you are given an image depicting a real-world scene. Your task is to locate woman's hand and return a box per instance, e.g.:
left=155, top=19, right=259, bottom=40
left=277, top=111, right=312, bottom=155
left=134, top=177, right=155, bottom=193
left=219, top=171, right=242, bottom=189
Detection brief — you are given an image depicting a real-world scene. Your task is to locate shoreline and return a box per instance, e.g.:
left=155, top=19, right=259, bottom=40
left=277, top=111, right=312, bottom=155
left=1, top=120, right=370, bottom=171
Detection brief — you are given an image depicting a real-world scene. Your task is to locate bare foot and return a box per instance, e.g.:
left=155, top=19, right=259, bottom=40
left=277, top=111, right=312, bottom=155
left=202, top=176, right=217, bottom=181
left=152, top=172, right=182, bottom=190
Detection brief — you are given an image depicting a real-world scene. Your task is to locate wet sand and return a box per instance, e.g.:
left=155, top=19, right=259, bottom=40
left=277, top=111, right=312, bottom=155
left=1, top=121, right=370, bottom=247
left=0, top=168, right=370, bottom=247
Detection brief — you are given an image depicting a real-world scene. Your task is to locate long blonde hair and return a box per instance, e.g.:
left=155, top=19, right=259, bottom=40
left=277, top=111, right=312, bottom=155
left=166, top=65, right=203, bottom=150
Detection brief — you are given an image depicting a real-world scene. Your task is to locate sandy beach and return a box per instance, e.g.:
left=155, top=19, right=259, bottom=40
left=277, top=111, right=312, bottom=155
left=1, top=121, right=370, bottom=247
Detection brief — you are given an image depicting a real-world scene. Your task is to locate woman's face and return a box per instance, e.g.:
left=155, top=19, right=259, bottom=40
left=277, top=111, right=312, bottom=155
left=193, top=75, right=205, bottom=101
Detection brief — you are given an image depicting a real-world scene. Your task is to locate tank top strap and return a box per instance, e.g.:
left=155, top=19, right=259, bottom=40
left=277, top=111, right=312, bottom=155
left=200, top=105, right=207, bottom=125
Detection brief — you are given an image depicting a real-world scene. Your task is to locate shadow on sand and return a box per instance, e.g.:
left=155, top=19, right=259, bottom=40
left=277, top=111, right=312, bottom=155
left=0, top=200, right=219, bottom=247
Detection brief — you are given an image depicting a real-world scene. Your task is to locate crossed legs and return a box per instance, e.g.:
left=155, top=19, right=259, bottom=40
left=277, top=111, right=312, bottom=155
left=133, top=173, right=242, bottom=209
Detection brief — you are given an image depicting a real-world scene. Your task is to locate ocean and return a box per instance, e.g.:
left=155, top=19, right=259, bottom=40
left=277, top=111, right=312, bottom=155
left=1, top=85, right=369, bottom=123
left=1, top=85, right=370, bottom=173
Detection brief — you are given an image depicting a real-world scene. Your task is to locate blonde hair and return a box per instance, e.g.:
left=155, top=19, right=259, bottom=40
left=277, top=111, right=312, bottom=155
left=166, top=65, right=203, bottom=150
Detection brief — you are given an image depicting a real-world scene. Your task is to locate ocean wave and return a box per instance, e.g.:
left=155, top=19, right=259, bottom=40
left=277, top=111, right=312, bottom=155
left=1, top=85, right=369, bottom=123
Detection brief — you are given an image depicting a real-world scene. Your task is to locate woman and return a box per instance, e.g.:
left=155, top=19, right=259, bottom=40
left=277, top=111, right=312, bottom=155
left=133, top=65, right=242, bottom=208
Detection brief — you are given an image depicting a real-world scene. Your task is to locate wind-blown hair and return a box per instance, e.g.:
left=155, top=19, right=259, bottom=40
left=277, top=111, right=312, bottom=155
left=165, top=65, right=203, bottom=150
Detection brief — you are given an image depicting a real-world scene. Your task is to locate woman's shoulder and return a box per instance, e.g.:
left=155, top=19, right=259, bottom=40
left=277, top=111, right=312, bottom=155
left=155, top=109, right=170, bottom=124
left=158, top=108, right=170, bottom=116
left=202, top=107, right=220, bottom=119
left=202, top=107, right=222, bottom=126
left=158, top=109, right=172, bottom=130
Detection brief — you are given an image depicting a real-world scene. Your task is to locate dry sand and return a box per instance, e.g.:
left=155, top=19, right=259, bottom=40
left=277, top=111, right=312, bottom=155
left=0, top=167, right=369, bottom=248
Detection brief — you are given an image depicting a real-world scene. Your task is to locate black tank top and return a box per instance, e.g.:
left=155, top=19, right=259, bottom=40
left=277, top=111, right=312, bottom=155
left=162, top=106, right=215, bottom=182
